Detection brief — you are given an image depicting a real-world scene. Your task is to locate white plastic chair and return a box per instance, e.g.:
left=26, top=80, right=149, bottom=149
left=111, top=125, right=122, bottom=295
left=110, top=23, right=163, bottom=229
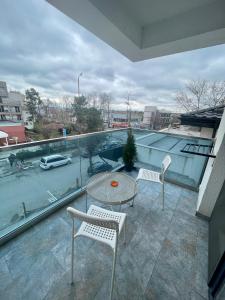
left=136, top=155, right=171, bottom=210
left=67, top=204, right=126, bottom=300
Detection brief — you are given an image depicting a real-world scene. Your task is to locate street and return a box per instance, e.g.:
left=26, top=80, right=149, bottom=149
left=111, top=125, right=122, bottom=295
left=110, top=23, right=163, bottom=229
left=0, top=154, right=120, bottom=230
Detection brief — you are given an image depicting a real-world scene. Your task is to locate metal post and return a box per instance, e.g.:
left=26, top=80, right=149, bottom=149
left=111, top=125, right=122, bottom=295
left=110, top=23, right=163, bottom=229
left=124, top=219, right=126, bottom=244
left=78, top=137, right=83, bottom=189
left=110, top=234, right=118, bottom=300
left=77, top=72, right=83, bottom=97
left=22, top=202, right=27, bottom=218
left=86, top=192, right=88, bottom=213
left=71, top=219, right=75, bottom=285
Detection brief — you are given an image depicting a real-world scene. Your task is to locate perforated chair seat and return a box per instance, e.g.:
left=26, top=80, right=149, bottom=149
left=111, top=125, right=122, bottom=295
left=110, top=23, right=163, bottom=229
left=136, top=168, right=161, bottom=183
left=135, top=155, right=171, bottom=210
left=75, top=205, right=126, bottom=249
left=67, top=204, right=126, bottom=299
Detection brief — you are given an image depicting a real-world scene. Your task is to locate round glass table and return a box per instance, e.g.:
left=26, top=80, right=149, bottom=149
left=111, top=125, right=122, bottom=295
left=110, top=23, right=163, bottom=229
left=86, top=172, right=137, bottom=211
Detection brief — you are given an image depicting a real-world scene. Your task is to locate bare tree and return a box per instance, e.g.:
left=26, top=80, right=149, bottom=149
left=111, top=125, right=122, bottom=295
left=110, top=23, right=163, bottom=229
left=86, top=92, right=98, bottom=108
left=61, top=95, right=73, bottom=123
left=176, top=79, right=225, bottom=112
left=205, top=81, right=225, bottom=107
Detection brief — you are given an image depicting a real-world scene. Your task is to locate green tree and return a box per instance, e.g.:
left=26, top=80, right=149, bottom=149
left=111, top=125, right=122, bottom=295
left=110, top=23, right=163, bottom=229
left=72, top=96, right=88, bottom=133
left=85, top=107, right=104, bottom=174
left=86, top=107, right=103, bottom=133
left=123, top=129, right=137, bottom=171
left=73, top=96, right=104, bottom=174
left=25, top=88, right=43, bottom=122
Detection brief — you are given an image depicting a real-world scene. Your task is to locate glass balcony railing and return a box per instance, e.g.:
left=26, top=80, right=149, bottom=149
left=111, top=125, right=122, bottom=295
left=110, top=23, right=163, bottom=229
left=0, top=128, right=212, bottom=244
left=135, top=131, right=212, bottom=189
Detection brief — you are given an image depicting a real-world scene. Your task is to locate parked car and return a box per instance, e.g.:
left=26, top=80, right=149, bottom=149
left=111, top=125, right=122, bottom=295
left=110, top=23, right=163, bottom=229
left=80, top=148, right=101, bottom=158
left=101, top=140, right=122, bottom=151
left=87, top=161, right=113, bottom=176
left=40, top=155, right=71, bottom=170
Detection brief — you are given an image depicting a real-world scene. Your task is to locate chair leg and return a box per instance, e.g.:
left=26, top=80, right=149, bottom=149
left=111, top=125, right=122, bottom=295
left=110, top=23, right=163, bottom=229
left=162, top=183, right=165, bottom=210
left=85, top=192, right=88, bottom=213
left=110, top=241, right=118, bottom=300
left=123, top=219, right=126, bottom=245
left=71, top=220, right=75, bottom=285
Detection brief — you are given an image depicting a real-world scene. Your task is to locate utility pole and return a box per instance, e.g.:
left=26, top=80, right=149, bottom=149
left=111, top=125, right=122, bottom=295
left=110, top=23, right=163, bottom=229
left=126, top=93, right=131, bottom=127
left=77, top=72, right=83, bottom=97
left=107, top=96, right=110, bottom=128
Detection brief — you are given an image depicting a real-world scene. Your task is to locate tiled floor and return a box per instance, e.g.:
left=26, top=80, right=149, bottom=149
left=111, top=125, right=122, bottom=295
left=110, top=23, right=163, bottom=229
left=0, top=170, right=209, bottom=300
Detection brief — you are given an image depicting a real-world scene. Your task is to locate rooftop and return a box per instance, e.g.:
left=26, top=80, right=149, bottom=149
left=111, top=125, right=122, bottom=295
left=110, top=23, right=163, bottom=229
left=0, top=170, right=209, bottom=299
left=0, top=121, right=23, bottom=127
left=180, top=104, right=225, bottom=129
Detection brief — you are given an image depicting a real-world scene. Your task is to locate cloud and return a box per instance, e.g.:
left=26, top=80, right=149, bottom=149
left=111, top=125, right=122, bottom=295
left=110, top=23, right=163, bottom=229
left=0, top=0, right=225, bottom=111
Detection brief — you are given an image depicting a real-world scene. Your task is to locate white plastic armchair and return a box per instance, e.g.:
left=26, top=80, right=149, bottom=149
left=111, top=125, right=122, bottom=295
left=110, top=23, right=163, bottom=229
left=67, top=205, right=126, bottom=300
left=136, top=155, right=171, bottom=210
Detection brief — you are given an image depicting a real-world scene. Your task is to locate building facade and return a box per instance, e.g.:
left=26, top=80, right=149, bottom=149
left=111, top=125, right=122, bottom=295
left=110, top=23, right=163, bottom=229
left=143, top=106, right=179, bottom=130
left=0, top=82, right=24, bottom=122
left=108, top=110, right=143, bottom=128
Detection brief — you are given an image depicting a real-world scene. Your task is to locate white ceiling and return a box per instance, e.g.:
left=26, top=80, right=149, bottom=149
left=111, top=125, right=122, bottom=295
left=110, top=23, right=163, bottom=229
left=121, top=0, right=216, bottom=26
left=47, top=0, right=225, bottom=61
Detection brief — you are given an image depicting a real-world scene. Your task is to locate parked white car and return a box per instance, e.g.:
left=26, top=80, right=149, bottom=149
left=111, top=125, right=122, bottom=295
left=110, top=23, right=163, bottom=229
left=40, top=155, right=71, bottom=170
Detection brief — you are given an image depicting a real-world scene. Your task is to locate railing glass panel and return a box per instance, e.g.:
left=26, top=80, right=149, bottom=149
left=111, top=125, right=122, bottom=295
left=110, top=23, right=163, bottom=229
left=0, top=128, right=212, bottom=243
left=135, top=131, right=212, bottom=189
left=0, top=129, right=127, bottom=242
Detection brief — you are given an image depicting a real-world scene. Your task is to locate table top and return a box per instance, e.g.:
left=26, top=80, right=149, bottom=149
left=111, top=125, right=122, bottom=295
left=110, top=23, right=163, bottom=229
left=86, top=172, right=137, bottom=205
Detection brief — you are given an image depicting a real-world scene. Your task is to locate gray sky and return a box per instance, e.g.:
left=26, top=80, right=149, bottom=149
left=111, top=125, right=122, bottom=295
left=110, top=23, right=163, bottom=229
left=1, top=0, right=225, bottom=111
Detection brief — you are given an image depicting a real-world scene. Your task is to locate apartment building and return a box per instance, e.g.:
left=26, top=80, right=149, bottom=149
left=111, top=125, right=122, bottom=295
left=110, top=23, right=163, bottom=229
left=0, top=81, right=23, bottom=121
left=105, top=110, right=143, bottom=127
left=142, top=106, right=178, bottom=130
left=142, top=106, right=158, bottom=129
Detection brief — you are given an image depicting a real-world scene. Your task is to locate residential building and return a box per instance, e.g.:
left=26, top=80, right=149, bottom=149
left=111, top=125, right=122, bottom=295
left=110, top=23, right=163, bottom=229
left=143, top=106, right=179, bottom=130
left=0, top=130, right=8, bottom=146
left=0, top=81, right=34, bottom=129
left=0, top=120, right=26, bottom=145
left=142, top=106, right=157, bottom=129
left=110, top=110, right=143, bottom=128
left=157, top=110, right=172, bottom=129
left=0, top=82, right=23, bottom=121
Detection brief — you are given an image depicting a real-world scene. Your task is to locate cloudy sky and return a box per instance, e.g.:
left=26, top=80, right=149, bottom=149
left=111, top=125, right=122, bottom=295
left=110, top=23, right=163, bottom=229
left=1, top=0, right=225, bottom=111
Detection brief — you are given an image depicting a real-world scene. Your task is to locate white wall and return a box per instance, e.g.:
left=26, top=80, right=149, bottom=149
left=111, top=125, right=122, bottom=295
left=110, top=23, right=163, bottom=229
left=200, top=127, right=214, bottom=138
left=197, top=110, right=225, bottom=217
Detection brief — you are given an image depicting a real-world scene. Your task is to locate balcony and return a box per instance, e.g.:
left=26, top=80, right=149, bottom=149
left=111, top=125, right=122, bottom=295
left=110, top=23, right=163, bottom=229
left=0, top=129, right=213, bottom=299
left=0, top=170, right=209, bottom=299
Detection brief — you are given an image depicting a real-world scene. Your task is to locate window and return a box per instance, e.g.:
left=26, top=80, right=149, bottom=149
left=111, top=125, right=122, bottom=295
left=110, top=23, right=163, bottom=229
left=1, top=115, right=6, bottom=120
left=15, top=106, right=20, bottom=112
left=17, top=115, right=22, bottom=120
left=0, top=105, right=4, bottom=112
left=0, top=97, right=2, bottom=103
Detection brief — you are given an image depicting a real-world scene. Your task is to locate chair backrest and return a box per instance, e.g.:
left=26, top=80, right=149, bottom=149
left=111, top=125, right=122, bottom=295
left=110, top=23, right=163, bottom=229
left=161, top=155, right=171, bottom=174
left=67, top=207, right=119, bottom=232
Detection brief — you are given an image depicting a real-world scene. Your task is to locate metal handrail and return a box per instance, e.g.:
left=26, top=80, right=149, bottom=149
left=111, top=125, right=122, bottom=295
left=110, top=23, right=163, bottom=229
left=0, top=127, right=128, bottom=152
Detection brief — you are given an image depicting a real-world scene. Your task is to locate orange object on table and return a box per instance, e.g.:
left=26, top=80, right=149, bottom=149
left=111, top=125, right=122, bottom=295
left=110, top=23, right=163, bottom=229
left=111, top=180, right=119, bottom=187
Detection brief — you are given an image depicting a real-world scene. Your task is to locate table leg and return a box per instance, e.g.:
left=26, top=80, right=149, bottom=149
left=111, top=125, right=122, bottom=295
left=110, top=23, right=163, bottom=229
left=86, top=192, right=88, bottom=213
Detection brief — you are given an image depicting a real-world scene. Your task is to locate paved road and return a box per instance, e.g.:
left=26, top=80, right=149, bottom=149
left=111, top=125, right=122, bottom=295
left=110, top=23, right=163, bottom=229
left=0, top=129, right=145, bottom=231
left=0, top=154, right=119, bottom=229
